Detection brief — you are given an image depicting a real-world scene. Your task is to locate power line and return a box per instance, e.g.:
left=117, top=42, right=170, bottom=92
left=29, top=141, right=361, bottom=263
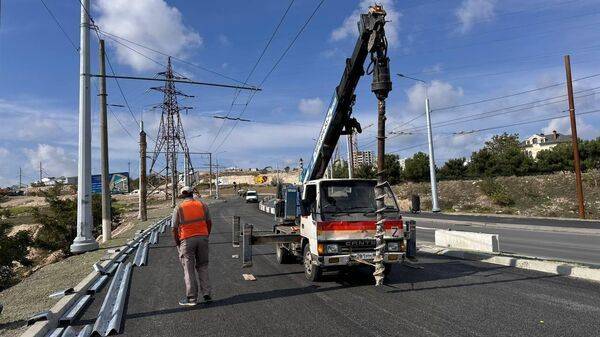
left=40, top=0, right=79, bottom=52
left=433, top=72, right=600, bottom=112
left=213, top=0, right=326, bottom=152
left=208, top=0, right=296, bottom=151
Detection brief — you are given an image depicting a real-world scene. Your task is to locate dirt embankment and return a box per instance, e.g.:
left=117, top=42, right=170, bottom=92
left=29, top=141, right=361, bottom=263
left=393, top=170, right=600, bottom=219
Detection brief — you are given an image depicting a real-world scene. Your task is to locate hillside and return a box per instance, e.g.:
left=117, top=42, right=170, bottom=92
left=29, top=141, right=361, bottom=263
left=393, top=170, right=600, bottom=219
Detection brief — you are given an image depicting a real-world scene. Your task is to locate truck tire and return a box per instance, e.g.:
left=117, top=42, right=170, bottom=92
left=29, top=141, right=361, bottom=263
left=303, top=244, right=322, bottom=282
left=276, top=244, right=294, bottom=264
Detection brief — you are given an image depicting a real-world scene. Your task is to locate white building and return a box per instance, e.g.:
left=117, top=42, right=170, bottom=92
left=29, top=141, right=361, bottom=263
left=520, top=130, right=570, bottom=159
left=353, top=151, right=374, bottom=166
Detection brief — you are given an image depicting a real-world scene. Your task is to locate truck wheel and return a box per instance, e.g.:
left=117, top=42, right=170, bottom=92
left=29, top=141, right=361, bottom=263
left=276, top=244, right=294, bottom=264
left=303, top=244, right=322, bottom=282
left=383, top=263, right=393, bottom=277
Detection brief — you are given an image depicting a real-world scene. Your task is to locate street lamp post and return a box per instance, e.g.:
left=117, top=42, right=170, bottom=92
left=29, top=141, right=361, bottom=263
left=397, top=74, right=440, bottom=212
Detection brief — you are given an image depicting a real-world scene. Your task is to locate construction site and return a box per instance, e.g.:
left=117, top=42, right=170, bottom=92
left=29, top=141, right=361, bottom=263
left=1, top=1, right=600, bottom=336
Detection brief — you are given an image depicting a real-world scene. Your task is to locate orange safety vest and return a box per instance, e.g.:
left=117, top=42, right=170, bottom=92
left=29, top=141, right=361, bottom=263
left=177, top=199, right=209, bottom=240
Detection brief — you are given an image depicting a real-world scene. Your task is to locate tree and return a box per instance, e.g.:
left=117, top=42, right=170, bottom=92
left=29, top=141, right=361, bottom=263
left=402, top=152, right=430, bottom=182
left=354, top=163, right=376, bottom=179
left=467, top=133, right=536, bottom=177
left=332, top=160, right=349, bottom=178
left=438, top=157, right=467, bottom=180
left=535, top=143, right=572, bottom=173
left=384, top=154, right=403, bottom=185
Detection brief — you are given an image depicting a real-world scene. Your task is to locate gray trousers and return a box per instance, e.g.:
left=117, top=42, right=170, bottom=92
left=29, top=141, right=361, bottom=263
left=178, top=236, right=211, bottom=299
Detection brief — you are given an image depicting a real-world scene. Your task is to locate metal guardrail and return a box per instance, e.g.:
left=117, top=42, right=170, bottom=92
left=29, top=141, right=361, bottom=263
left=59, top=294, right=92, bottom=326
left=92, top=262, right=133, bottom=336
left=87, top=275, right=108, bottom=294
left=61, top=324, right=92, bottom=337
left=133, top=242, right=149, bottom=267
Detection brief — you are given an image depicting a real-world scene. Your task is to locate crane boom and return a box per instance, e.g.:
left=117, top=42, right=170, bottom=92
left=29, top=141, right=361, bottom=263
left=302, top=6, right=390, bottom=184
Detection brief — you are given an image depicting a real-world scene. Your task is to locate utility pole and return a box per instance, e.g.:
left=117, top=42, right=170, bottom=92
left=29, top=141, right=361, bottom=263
left=171, top=152, right=177, bottom=208
left=397, top=73, right=440, bottom=212
left=347, top=133, right=354, bottom=178
left=99, top=39, right=111, bottom=243
left=215, top=160, right=220, bottom=199
left=71, top=0, right=98, bottom=253
left=564, top=55, right=586, bottom=219
left=19, top=167, right=22, bottom=189
left=425, top=98, right=440, bottom=212
left=39, top=162, right=42, bottom=183
left=138, top=122, right=147, bottom=221
left=209, top=153, right=213, bottom=197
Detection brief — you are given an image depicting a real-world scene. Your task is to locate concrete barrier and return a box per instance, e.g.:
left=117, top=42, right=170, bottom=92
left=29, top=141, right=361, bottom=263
left=435, top=229, right=500, bottom=253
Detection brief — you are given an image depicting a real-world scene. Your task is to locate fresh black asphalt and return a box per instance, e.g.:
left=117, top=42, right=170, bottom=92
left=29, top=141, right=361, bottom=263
left=72, top=198, right=600, bottom=336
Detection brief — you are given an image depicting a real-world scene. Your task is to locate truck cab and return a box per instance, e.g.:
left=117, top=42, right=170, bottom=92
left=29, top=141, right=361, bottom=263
left=297, top=179, right=406, bottom=281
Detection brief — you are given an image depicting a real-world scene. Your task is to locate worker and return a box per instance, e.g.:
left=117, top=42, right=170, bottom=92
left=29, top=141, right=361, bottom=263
left=171, top=186, right=212, bottom=306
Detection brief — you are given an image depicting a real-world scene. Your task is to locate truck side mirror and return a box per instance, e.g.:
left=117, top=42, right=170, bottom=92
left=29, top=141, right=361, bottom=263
left=300, top=200, right=311, bottom=217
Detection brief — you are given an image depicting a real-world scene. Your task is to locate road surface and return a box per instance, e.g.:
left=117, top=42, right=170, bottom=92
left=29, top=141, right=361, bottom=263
left=72, top=198, right=600, bottom=336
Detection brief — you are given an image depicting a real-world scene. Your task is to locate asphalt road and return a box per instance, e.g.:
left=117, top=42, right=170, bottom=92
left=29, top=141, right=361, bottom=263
left=405, top=212, right=600, bottom=229
left=416, top=222, right=600, bottom=266
left=73, top=198, right=600, bottom=336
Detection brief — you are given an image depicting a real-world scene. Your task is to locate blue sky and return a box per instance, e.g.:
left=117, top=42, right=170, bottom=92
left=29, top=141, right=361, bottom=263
left=1, top=0, right=600, bottom=186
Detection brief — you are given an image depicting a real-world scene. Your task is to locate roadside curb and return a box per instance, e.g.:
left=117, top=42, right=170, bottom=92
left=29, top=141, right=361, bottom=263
left=19, top=218, right=168, bottom=337
left=415, top=210, right=600, bottom=223
left=418, top=244, right=600, bottom=283
left=405, top=216, right=600, bottom=235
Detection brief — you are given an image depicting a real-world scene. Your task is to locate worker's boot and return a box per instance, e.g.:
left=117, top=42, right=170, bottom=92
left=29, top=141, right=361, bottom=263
left=179, top=297, right=198, bottom=307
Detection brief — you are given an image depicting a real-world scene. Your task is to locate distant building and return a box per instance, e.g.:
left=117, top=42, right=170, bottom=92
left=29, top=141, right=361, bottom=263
left=399, top=158, right=407, bottom=169
left=353, top=151, right=374, bottom=166
left=520, top=130, right=570, bottom=159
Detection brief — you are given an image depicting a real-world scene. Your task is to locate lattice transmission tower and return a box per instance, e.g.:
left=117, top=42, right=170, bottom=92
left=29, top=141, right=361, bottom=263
left=149, top=57, right=194, bottom=207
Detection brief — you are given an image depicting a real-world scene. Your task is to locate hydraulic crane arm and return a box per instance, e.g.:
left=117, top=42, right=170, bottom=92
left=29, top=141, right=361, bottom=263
left=302, top=6, right=391, bottom=184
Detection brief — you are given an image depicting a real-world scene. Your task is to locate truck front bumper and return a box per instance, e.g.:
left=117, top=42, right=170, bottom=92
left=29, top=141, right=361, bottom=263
left=316, top=252, right=404, bottom=267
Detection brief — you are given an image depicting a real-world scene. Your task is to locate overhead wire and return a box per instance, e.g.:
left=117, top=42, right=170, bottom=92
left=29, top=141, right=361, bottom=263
left=213, top=0, right=326, bottom=152
left=208, top=0, right=296, bottom=151
left=39, top=0, right=79, bottom=52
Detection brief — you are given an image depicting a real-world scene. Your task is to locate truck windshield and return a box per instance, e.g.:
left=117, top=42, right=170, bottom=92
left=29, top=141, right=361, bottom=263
left=246, top=192, right=256, bottom=196
left=319, top=181, right=377, bottom=219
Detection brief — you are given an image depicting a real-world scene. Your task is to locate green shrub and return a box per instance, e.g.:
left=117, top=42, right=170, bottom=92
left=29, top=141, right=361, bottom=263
left=479, top=178, right=514, bottom=206
left=33, top=184, right=122, bottom=253
left=0, top=219, right=32, bottom=290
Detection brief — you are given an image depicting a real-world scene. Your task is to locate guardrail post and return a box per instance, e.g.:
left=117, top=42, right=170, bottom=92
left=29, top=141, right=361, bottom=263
left=242, top=223, right=253, bottom=268
left=232, top=216, right=240, bottom=247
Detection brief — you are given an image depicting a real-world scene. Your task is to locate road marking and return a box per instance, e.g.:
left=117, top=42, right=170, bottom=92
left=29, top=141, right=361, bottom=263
left=242, top=273, right=256, bottom=281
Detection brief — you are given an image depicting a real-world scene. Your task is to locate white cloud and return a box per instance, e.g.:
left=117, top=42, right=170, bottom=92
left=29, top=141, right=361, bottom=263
left=95, top=0, right=202, bottom=72
left=218, top=34, right=231, bottom=46
left=298, top=98, right=325, bottom=115
left=455, top=0, right=496, bottom=33
left=542, top=117, right=599, bottom=140
left=405, top=80, right=464, bottom=114
left=0, top=147, right=8, bottom=157
left=331, top=0, right=401, bottom=46
left=25, top=144, right=77, bottom=177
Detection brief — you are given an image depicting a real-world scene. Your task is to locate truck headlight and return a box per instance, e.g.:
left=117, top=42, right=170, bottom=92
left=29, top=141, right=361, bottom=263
left=387, top=242, right=399, bottom=252
left=326, top=244, right=339, bottom=254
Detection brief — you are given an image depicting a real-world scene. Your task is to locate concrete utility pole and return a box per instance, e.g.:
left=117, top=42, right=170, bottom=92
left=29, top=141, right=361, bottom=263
left=19, top=167, right=22, bottom=189
left=171, top=152, right=177, bottom=208
left=215, top=160, right=220, bottom=199
left=564, top=55, right=586, bottom=219
left=39, top=162, right=42, bottom=183
left=209, top=153, right=213, bottom=197
left=71, top=0, right=98, bottom=253
left=397, top=73, right=440, bottom=212
left=347, top=133, right=354, bottom=178
left=99, top=39, right=111, bottom=243
left=425, top=98, right=440, bottom=212
left=138, top=122, right=147, bottom=221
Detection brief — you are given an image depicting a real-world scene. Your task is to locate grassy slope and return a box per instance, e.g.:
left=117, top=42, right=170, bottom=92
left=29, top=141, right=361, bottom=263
left=0, top=198, right=178, bottom=337
left=393, top=170, right=600, bottom=219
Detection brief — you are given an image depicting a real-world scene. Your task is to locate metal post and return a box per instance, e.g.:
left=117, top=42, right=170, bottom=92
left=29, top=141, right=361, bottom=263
left=19, top=167, right=22, bottom=189
left=209, top=153, right=213, bottom=197
left=347, top=133, right=354, bottom=178
left=138, top=123, right=147, bottom=221
left=71, top=0, right=98, bottom=253
left=171, top=152, right=177, bottom=208
left=184, top=159, right=189, bottom=187
left=99, top=39, right=111, bottom=243
left=425, top=98, right=440, bottom=212
left=215, top=160, right=220, bottom=199
left=564, top=55, right=586, bottom=219
left=39, top=162, right=42, bottom=183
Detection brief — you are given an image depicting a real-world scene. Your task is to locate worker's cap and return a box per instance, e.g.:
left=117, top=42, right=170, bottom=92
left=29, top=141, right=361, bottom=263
left=180, top=186, right=193, bottom=195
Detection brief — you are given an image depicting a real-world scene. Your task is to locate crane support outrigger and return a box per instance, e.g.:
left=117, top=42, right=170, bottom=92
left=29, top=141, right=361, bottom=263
left=235, top=5, right=417, bottom=284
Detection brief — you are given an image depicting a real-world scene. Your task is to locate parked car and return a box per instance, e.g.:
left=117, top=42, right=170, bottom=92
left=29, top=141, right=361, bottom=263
left=245, top=190, right=258, bottom=203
